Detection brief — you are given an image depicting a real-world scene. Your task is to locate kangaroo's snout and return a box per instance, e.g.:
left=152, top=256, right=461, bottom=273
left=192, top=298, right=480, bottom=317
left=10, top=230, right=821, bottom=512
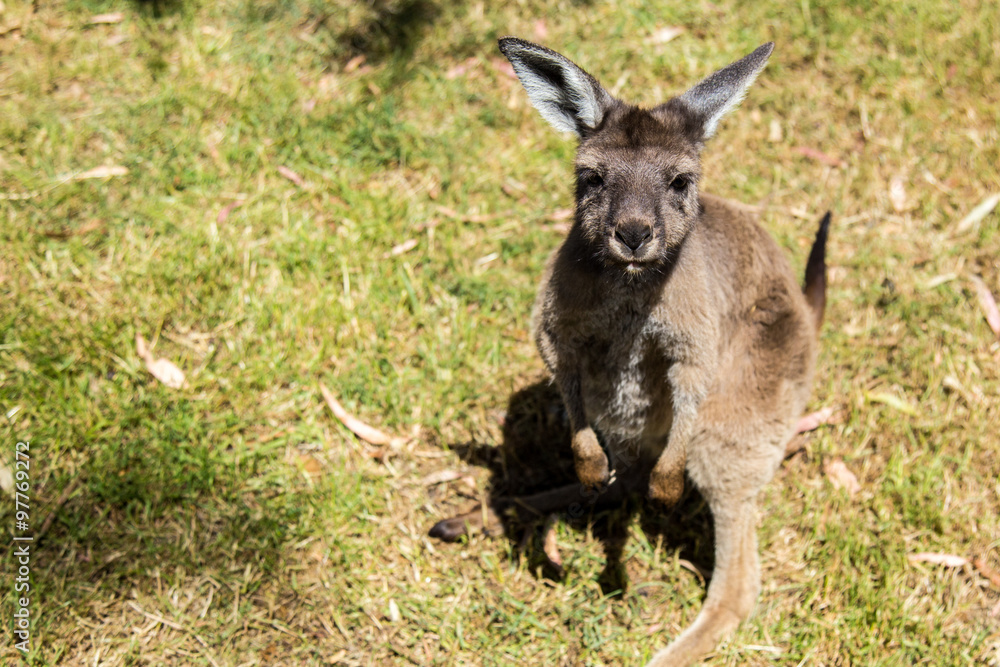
left=614, top=219, right=653, bottom=253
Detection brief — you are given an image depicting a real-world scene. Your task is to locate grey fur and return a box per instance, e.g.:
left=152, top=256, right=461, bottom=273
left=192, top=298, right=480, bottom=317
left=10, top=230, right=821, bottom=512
left=679, top=42, right=774, bottom=139
left=432, top=39, right=829, bottom=667
left=498, top=37, right=617, bottom=136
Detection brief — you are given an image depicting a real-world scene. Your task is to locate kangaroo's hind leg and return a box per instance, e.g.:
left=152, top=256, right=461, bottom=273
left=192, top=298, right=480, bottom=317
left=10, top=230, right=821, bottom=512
left=645, top=427, right=786, bottom=667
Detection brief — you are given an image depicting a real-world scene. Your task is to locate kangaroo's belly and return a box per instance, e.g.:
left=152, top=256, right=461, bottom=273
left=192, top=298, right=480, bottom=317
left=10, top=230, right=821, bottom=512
left=578, top=334, right=674, bottom=445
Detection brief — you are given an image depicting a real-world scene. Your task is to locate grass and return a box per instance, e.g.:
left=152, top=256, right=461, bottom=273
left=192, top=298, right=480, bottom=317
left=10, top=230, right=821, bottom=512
left=1, top=0, right=998, bottom=664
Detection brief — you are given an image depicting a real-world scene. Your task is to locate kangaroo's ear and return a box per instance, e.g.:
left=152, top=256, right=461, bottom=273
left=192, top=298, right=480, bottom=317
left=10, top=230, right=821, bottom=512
left=498, top=37, right=616, bottom=137
left=677, top=42, right=774, bottom=140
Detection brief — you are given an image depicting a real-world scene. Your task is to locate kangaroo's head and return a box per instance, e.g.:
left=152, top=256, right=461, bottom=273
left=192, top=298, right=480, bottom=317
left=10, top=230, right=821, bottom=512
left=498, top=38, right=773, bottom=278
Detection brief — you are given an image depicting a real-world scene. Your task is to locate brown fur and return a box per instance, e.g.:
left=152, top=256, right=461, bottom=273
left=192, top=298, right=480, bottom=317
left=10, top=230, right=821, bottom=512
left=430, top=39, right=829, bottom=666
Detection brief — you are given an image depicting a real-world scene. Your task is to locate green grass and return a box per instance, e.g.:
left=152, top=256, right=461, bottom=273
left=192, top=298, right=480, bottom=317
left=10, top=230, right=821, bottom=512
left=1, top=0, right=999, bottom=664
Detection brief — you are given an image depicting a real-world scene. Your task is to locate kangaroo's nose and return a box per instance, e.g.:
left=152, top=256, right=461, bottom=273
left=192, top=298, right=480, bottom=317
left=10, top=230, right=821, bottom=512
left=615, top=221, right=653, bottom=252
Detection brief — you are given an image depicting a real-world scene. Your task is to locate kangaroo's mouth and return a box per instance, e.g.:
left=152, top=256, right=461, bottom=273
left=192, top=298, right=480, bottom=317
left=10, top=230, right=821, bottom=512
left=608, top=242, right=658, bottom=269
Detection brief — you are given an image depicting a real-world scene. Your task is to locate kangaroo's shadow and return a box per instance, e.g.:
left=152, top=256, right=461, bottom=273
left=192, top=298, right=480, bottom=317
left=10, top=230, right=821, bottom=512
left=440, top=379, right=715, bottom=596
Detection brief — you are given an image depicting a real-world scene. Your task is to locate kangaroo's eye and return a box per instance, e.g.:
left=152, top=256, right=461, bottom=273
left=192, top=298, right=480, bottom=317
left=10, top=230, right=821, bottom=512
left=581, top=170, right=604, bottom=189
left=670, top=175, right=689, bottom=192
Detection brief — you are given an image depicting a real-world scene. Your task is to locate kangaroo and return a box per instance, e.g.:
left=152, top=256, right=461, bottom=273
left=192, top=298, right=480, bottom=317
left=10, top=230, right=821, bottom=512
left=431, top=38, right=830, bottom=666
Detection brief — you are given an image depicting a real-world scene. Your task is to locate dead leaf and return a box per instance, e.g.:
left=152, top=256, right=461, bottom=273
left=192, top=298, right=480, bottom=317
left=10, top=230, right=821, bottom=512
left=541, top=514, right=563, bottom=571
left=344, top=54, right=366, bottom=73
left=823, top=459, right=860, bottom=495
left=420, top=470, right=463, bottom=486
left=794, top=147, right=844, bottom=168
left=889, top=175, right=908, bottom=212
left=991, top=598, right=1000, bottom=618
left=388, top=239, right=418, bottom=257
left=969, top=275, right=1000, bottom=337
left=74, top=165, right=128, bottom=180
left=648, top=26, right=684, bottom=44
left=277, top=166, right=305, bottom=187
left=319, top=383, right=406, bottom=449
left=973, top=557, right=1000, bottom=589
left=907, top=552, right=969, bottom=568
left=88, top=12, right=124, bottom=25
left=795, top=406, right=835, bottom=433
left=217, top=200, right=243, bottom=225
left=415, top=218, right=440, bottom=232
left=955, top=193, right=1000, bottom=233
left=135, top=334, right=185, bottom=389
left=296, top=454, right=323, bottom=478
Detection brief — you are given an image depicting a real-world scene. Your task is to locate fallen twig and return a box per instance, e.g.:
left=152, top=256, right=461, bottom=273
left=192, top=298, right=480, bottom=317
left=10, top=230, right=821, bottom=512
left=955, top=193, right=1000, bottom=233
left=973, top=557, right=1000, bottom=589
left=319, top=383, right=407, bottom=449
left=386, top=239, right=418, bottom=258
left=907, top=552, right=968, bottom=568
left=420, top=470, right=463, bottom=486
left=678, top=559, right=708, bottom=585
left=88, top=12, right=124, bottom=25
left=969, top=275, right=1000, bottom=338
left=277, top=165, right=306, bottom=187
left=795, top=407, right=835, bottom=433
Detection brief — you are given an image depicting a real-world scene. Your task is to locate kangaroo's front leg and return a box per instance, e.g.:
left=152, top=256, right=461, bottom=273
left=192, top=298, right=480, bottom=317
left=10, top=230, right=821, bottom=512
left=648, top=362, right=708, bottom=506
left=557, top=371, right=610, bottom=489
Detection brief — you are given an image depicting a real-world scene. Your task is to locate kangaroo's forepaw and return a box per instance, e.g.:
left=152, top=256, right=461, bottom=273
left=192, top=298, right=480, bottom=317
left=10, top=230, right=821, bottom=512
left=648, top=468, right=684, bottom=506
left=572, top=429, right=610, bottom=489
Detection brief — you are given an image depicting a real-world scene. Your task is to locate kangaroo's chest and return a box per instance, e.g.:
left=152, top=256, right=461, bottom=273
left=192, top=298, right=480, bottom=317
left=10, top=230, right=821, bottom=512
left=575, top=317, right=676, bottom=441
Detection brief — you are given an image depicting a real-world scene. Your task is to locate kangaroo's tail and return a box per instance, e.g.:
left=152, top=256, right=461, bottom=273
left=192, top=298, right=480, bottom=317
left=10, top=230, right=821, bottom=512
left=803, top=212, right=831, bottom=331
